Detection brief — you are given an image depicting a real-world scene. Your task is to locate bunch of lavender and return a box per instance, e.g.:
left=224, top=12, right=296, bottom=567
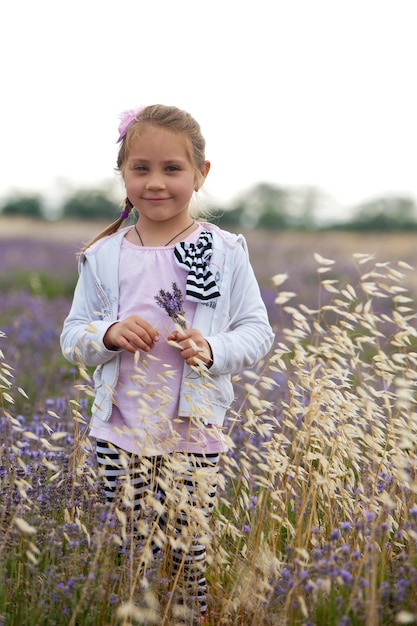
left=154, top=282, right=186, bottom=329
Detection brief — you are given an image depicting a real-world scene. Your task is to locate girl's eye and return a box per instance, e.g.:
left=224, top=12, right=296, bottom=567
left=166, top=165, right=180, bottom=172
left=133, top=165, right=147, bottom=172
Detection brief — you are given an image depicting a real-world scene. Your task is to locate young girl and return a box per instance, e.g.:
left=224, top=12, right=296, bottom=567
left=60, top=104, right=274, bottom=624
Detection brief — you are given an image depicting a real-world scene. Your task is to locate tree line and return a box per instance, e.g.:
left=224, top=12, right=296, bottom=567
left=1, top=183, right=417, bottom=232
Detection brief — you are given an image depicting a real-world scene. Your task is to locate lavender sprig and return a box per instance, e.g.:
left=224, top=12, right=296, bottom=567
left=154, top=282, right=186, bottom=328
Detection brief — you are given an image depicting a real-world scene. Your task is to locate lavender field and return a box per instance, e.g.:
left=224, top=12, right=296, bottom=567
left=2, top=218, right=417, bottom=625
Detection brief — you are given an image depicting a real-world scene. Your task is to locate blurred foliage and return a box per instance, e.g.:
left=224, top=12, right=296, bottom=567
left=216, top=183, right=321, bottom=230
left=331, top=195, right=417, bottom=231
left=1, top=194, right=43, bottom=218
left=216, top=184, right=417, bottom=232
left=0, top=270, right=77, bottom=299
left=61, top=189, right=119, bottom=220
left=1, top=184, right=417, bottom=231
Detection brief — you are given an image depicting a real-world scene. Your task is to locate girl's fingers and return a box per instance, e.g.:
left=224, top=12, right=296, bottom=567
left=131, top=329, right=158, bottom=350
left=108, top=321, right=159, bottom=353
left=133, top=317, right=159, bottom=341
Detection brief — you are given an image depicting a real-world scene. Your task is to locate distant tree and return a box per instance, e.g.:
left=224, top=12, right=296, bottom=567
left=1, top=194, right=44, bottom=218
left=284, top=186, right=323, bottom=230
left=209, top=205, right=241, bottom=227
left=218, top=183, right=290, bottom=229
left=217, top=183, right=322, bottom=230
left=61, top=189, right=119, bottom=220
left=256, top=203, right=289, bottom=229
left=340, top=195, right=417, bottom=231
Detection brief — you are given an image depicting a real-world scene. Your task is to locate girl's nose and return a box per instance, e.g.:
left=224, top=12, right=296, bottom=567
left=145, top=177, right=166, bottom=190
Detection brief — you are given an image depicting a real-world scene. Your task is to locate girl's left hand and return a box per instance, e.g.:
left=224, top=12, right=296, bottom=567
left=168, top=328, right=213, bottom=367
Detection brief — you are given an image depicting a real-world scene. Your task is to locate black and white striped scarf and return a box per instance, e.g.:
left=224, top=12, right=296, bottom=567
left=174, top=230, right=221, bottom=302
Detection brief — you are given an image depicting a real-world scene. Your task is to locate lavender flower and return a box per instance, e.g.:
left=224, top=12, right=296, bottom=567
left=154, top=282, right=186, bottom=328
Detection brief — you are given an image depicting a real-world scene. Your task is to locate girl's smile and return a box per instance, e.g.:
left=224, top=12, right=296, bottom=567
left=142, top=196, right=173, bottom=203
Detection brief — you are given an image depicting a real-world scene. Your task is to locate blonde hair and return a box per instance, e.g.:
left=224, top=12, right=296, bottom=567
left=81, top=104, right=207, bottom=252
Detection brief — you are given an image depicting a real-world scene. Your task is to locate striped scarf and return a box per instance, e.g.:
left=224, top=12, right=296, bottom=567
left=174, top=230, right=221, bottom=302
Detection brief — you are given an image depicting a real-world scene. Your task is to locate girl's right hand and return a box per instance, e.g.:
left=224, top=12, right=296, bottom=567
left=103, top=316, right=159, bottom=353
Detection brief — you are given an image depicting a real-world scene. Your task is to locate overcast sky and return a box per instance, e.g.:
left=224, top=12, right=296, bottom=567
left=1, top=0, right=416, bottom=219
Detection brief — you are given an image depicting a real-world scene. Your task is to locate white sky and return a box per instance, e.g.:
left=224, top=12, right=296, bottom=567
left=1, top=0, right=416, bottom=219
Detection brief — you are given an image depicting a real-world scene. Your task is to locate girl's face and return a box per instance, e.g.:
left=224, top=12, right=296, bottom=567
left=122, top=125, right=209, bottom=225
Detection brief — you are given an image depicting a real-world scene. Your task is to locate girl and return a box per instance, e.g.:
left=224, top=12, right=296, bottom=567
left=60, top=104, right=274, bottom=624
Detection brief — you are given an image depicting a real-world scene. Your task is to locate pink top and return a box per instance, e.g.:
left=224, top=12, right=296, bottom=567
left=89, top=226, right=226, bottom=456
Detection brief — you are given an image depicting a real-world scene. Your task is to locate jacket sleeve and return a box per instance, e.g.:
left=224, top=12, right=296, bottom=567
left=60, top=258, right=120, bottom=367
left=205, top=238, right=275, bottom=375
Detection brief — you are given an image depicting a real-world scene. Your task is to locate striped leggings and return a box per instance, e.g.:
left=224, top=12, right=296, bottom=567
left=96, top=440, right=220, bottom=616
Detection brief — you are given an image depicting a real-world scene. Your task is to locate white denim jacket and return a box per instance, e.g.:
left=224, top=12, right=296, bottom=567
left=60, top=223, right=274, bottom=426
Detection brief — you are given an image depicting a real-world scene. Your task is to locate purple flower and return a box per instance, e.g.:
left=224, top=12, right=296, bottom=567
left=281, top=568, right=291, bottom=580
left=339, top=569, right=353, bottom=584
left=108, top=594, right=120, bottom=605
left=154, top=282, right=186, bottom=328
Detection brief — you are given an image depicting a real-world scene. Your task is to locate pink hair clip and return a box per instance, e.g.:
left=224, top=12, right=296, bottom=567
left=116, top=105, right=145, bottom=143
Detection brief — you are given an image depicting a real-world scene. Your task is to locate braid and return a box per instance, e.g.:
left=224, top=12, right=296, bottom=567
left=79, top=198, right=134, bottom=254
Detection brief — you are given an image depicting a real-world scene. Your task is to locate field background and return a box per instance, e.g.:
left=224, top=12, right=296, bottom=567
left=2, top=216, right=417, bottom=288
left=2, top=217, right=417, bottom=625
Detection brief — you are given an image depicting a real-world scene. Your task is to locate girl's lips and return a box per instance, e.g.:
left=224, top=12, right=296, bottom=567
left=143, top=197, right=171, bottom=203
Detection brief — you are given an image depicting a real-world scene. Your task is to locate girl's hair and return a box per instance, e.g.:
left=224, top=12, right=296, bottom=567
left=81, top=104, right=207, bottom=252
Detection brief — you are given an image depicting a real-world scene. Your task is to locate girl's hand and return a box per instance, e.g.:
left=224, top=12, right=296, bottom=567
left=168, top=328, right=213, bottom=367
left=104, top=316, right=159, bottom=354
